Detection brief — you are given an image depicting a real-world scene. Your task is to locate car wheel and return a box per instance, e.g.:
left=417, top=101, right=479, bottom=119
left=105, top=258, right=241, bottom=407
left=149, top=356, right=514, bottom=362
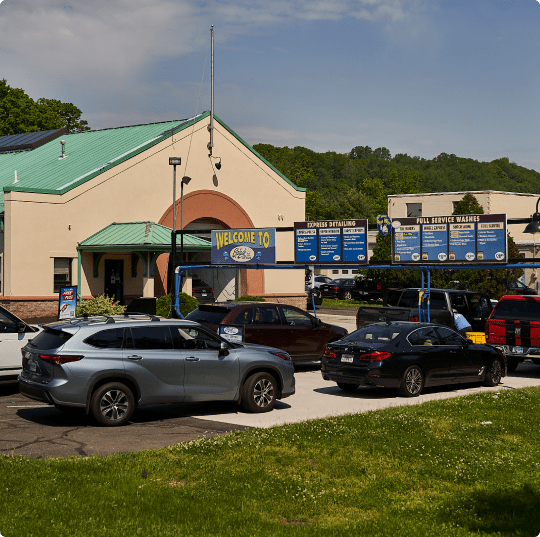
left=343, top=291, right=352, bottom=300
left=90, top=382, right=135, bottom=426
left=484, top=358, right=503, bottom=387
left=241, top=372, right=277, bottom=413
left=398, top=365, right=424, bottom=397
left=336, top=382, right=358, bottom=393
left=507, top=358, right=520, bottom=372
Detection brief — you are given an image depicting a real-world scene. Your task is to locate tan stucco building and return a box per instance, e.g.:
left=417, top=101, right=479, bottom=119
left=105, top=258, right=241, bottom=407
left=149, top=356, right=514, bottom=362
left=0, top=112, right=306, bottom=319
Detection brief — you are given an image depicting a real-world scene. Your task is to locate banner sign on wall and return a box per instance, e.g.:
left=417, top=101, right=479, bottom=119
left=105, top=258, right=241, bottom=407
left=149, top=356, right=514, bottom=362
left=211, top=229, right=276, bottom=264
left=58, top=286, right=78, bottom=320
left=391, top=214, right=507, bottom=264
left=294, top=219, right=368, bottom=265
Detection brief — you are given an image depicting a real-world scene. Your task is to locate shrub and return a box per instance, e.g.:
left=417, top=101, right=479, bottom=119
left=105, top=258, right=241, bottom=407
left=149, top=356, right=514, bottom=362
left=236, top=295, right=266, bottom=302
left=156, top=292, right=199, bottom=318
left=76, top=294, right=126, bottom=316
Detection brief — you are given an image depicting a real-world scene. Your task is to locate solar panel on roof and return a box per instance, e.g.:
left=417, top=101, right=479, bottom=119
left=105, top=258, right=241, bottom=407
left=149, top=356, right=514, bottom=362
left=0, top=128, right=68, bottom=153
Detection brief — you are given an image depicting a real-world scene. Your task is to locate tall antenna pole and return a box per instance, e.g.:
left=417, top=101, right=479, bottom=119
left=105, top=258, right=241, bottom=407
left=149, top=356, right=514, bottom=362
left=210, top=25, right=214, bottom=151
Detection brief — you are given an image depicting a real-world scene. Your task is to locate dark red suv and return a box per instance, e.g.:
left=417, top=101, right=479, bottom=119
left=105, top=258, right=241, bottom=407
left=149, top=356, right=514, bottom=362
left=185, top=302, right=348, bottom=363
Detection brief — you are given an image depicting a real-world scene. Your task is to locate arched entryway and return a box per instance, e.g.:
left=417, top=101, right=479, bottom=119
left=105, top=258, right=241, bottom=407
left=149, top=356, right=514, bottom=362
left=155, top=190, right=264, bottom=297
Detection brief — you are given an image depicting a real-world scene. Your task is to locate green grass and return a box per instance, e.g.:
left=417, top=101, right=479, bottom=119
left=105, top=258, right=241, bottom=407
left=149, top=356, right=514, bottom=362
left=321, top=298, right=380, bottom=309
left=2, top=388, right=540, bottom=536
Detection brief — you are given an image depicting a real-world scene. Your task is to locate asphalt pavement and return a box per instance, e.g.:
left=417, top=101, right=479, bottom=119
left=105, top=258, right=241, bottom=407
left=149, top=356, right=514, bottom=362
left=2, top=310, right=540, bottom=458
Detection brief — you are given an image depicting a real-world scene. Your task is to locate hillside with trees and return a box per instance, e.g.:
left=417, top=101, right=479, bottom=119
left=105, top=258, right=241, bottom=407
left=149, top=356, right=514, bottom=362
left=254, top=143, right=540, bottom=222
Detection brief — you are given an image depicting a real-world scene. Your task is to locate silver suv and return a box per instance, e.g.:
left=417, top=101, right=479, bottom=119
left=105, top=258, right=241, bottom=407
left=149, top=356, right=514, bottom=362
left=19, top=314, right=295, bottom=426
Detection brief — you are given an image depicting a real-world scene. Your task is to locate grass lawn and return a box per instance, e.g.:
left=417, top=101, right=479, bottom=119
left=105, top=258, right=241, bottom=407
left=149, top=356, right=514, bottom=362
left=320, top=298, right=380, bottom=309
left=2, top=388, right=540, bottom=536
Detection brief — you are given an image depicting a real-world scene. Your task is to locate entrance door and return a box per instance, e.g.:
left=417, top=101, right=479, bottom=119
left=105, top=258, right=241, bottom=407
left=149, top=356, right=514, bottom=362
left=104, top=260, right=124, bottom=304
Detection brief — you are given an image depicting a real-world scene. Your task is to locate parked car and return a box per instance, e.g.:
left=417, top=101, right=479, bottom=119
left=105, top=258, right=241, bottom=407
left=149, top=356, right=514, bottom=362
left=305, top=275, right=332, bottom=289
left=0, top=306, right=41, bottom=379
left=19, top=314, right=295, bottom=426
left=319, top=278, right=357, bottom=300
left=321, top=321, right=506, bottom=397
left=351, top=277, right=384, bottom=301
left=485, top=294, right=540, bottom=371
left=185, top=302, right=348, bottom=362
left=191, top=278, right=215, bottom=304
left=506, top=281, right=536, bottom=296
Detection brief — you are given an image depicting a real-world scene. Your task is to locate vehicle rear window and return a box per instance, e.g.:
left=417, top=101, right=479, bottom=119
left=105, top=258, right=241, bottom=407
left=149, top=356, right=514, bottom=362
left=27, top=328, right=73, bottom=350
left=400, top=291, right=447, bottom=310
left=85, top=328, right=125, bottom=349
left=185, top=307, right=229, bottom=325
left=343, top=325, right=403, bottom=344
left=491, top=298, right=540, bottom=320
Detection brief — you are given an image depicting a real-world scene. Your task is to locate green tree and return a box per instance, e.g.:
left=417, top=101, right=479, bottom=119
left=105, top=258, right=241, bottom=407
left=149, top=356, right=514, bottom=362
left=452, top=192, right=484, bottom=215
left=0, top=79, right=90, bottom=135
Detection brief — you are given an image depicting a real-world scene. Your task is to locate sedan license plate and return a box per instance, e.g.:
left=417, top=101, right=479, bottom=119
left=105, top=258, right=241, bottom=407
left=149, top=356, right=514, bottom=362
left=341, top=354, right=354, bottom=363
left=512, top=346, right=524, bottom=354
left=201, top=292, right=207, bottom=296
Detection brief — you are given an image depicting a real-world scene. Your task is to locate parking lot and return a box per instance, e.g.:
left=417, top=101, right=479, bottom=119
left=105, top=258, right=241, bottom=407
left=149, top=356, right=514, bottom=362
left=2, top=312, right=540, bottom=459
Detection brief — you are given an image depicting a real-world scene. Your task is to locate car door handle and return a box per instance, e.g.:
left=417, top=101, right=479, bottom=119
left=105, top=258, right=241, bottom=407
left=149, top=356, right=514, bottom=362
left=127, top=355, right=143, bottom=360
left=186, top=356, right=199, bottom=362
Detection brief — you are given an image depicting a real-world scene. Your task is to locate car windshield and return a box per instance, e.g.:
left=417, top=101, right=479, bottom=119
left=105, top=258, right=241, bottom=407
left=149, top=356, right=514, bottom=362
left=341, top=325, right=403, bottom=345
left=492, top=298, right=540, bottom=320
left=185, top=307, right=229, bottom=324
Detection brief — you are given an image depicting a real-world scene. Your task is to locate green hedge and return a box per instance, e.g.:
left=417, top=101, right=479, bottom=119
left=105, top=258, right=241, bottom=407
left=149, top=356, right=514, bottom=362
left=236, top=295, right=266, bottom=302
left=156, top=292, right=199, bottom=318
left=76, top=294, right=126, bottom=316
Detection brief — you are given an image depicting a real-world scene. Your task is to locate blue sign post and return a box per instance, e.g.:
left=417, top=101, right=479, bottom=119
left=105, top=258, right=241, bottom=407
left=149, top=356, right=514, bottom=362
left=392, top=214, right=507, bottom=264
left=294, top=219, right=368, bottom=265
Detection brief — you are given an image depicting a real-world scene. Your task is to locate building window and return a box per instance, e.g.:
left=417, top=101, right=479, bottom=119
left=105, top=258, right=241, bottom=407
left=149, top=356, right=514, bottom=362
left=407, top=203, right=422, bottom=217
left=352, top=269, right=359, bottom=274
left=452, top=201, right=459, bottom=212
left=332, top=269, right=339, bottom=274
left=342, top=270, right=349, bottom=274
left=54, top=258, right=72, bottom=293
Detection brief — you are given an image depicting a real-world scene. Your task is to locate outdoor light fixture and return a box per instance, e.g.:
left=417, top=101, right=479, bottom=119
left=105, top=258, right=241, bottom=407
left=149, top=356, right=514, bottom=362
left=209, top=154, right=222, bottom=171
left=169, top=157, right=182, bottom=299
left=524, top=197, right=540, bottom=234
left=215, top=157, right=222, bottom=170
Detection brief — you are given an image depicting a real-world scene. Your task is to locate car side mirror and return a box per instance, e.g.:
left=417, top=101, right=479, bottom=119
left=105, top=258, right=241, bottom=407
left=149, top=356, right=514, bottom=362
left=219, top=342, right=230, bottom=356
left=17, top=322, right=26, bottom=333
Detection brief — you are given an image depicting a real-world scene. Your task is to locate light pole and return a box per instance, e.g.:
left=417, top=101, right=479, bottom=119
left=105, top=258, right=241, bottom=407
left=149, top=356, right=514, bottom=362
left=523, top=196, right=540, bottom=288
left=180, top=176, right=192, bottom=278
left=169, top=157, right=181, bottom=299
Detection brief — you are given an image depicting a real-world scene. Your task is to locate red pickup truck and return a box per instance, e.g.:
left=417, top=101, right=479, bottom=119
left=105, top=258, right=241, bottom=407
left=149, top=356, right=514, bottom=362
left=485, top=295, right=540, bottom=371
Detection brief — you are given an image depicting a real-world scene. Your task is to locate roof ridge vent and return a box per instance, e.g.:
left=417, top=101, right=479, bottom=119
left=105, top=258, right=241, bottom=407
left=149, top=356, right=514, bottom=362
left=59, top=139, right=67, bottom=160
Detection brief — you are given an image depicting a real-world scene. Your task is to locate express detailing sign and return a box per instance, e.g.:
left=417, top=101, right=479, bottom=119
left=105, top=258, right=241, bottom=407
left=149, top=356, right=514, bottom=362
left=211, top=229, right=276, bottom=264
left=391, top=214, right=507, bottom=264
left=294, top=219, right=368, bottom=265
left=58, top=286, right=78, bottom=319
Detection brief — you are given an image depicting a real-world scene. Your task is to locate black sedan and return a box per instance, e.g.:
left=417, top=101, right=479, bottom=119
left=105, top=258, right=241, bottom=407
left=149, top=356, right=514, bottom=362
left=321, top=322, right=506, bottom=397
left=319, top=278, right=357, bottom=300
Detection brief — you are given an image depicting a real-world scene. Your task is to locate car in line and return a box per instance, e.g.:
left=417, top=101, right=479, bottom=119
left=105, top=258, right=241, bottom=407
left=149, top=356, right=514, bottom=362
left=191, top=278, right=215, bottom=304
left=305, top=286, right=323, bottom=309
left=19, top=314, right=295, bottom=426
left=321, top=321, right=506, bottom=397
left=318, top=278, right=357, bottom=300
left=0, top=305, right=41, bottom=379
left=305, top=275, right=332, bottom=289
left=506, top=281, right=536, bottom=296
left=185, top=302, right=347, bottom=363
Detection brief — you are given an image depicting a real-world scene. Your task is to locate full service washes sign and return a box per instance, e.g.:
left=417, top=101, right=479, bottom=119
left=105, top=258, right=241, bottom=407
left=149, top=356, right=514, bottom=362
left=392, top=214, right=507, bottom=264
left=211, top=229, right=276, bottom=264
left=294, top=219, right=368, bottom=265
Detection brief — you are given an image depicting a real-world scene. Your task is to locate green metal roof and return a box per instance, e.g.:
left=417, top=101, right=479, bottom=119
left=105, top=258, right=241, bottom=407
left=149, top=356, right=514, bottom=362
left=0, top=113, right=304, bottom=210
left=78, top=221, right=211, bottom=252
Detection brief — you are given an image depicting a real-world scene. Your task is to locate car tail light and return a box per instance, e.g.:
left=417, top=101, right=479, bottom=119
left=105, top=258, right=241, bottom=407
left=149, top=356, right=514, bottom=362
left=323, top=347, right=337, bottom=359
left=358, top=351, right=391, bottom=361
left=330, top=286, right=339, bottom=290
left=408, top=316, right=419, bottom=322
left=38, top=354, right=84, bottom=365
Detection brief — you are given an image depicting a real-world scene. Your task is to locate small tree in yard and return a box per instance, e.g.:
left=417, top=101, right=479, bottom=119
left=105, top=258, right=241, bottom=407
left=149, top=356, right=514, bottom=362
left=76, top=294, right=126, bottom=316
left=156, top=292, right=198, bottom=318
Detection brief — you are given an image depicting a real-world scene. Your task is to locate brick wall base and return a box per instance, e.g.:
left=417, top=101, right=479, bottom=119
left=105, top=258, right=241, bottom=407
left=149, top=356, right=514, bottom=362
left=258, top=294, right=309, bottom=311
left=0, top=297, right=59, bottom=321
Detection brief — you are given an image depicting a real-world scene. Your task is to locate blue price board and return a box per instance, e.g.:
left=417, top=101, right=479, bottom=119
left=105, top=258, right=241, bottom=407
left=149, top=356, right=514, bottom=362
left=211, top=229, right=276, bottom=264
left=294, top=220, right=368, bottom=265
left=392, top=214, right=507, bottom=264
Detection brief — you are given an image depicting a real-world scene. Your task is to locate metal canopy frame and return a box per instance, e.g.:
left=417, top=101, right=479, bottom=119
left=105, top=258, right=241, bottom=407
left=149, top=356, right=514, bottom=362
left=173, top=261, right=540, bottom=321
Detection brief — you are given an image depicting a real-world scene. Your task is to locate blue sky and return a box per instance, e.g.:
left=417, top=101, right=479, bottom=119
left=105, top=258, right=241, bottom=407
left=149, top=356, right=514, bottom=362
left=1, top=0, right=539, bottom=172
